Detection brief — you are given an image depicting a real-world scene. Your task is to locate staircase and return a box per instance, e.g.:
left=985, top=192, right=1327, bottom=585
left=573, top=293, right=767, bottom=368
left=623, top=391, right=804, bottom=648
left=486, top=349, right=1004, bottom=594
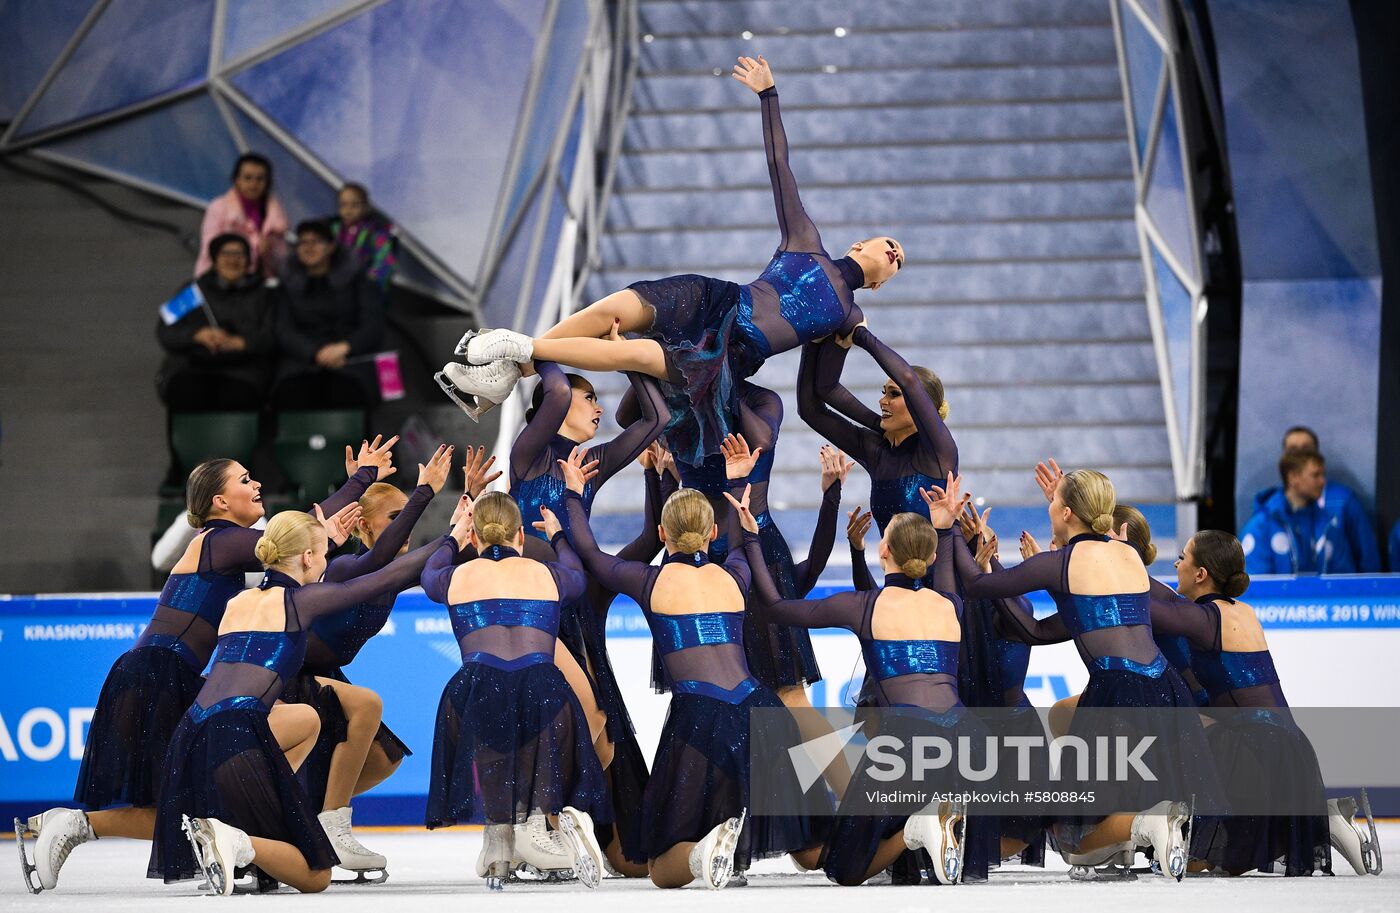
left=582, top=0, right=1175, bottom=560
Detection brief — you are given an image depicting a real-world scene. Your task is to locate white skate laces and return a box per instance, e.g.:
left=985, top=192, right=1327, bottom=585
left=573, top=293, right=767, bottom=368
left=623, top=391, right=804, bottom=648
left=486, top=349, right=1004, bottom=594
left=513, top=813, right=573, bottom=880
left=688, top=810, right=745, bottom=890
left=556, top=806, right=604, bottom=890
left=1130, top=799, right=1190, bottom=881
left=318, top=806, right=387, bottom=874
left=463, top=328, right=534, bottom=365
left=182, top=816, right=254, bottom=897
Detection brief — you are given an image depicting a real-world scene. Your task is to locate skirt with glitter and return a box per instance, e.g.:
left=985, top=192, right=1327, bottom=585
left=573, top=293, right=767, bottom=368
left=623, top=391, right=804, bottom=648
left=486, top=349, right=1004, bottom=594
left=1190, top=711, right=1331, bottom=875
left=279, top=665, right=411, bottom=812
left=1052, top=665, right=1225, bottom=851
left=642, top=686, right=827, bottom=866
left=425, top=659, right=611, bottom=828
left=744, top=521, right=822, bottom=689
left=628, top=274, right=767, bottom=464
left=149, top=697, right=337, bottom=882
left=76, top=642, right=205, bottom=811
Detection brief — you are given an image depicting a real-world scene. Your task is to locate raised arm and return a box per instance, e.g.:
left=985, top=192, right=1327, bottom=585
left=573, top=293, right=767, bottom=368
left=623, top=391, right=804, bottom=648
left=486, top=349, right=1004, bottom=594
left=812, top=340, right=884, bottom=432
left=1146, top=578, right=1220, bottom=652
left=317, top=465, right=380, bottom=518
left=324, top=483, right=434, bottom=582
left=755, top=79, right=822, bottom=252
left=559, top=490, right=653, bottom=600
left=952, top=532, right=1065, bottom=601
left=616, top=465, right=664, bottom=564
left=295, top=537, right=446, bottom=623
left=853, top=326, right=957, bottom=474
left=794, top=477, right=842, bottom=593
left=796, top=341, right=883, bottom=462
left=593, top=372, right=670, bottom=486
left=512, top=361, right=572, bottom=481
left=548, top=534, right=589, bottom=605
left=420, top=537, right=465, bottom=604
left=746, top=529, right=864, bottom=630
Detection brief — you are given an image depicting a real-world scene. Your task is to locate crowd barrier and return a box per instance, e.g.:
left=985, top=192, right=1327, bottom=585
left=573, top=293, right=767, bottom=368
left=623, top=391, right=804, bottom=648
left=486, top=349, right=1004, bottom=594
left=3, top=574, right=1397, bottom=825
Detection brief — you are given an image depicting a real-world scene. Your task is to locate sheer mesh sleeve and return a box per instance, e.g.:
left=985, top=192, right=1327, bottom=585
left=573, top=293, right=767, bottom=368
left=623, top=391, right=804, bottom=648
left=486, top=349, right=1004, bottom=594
left=548, top=534, right=589, bottom=605
left=851, top=542, right=876, bottom=591
left=952, top=532, right=1066, bottom=600
left=560, top=490, right=655, bottom=601
left=795, top=342, right=883, bottom=466
left=512, top=361, right=572, bottom=482
left=199, top=526, right=265, bottom=575
left=748, top=530, right=864, bottom=629
left=854, top=326, right=958, bottom=475
left=318, top=466, right=379, bottom=518
left=722, top=528, right=754, bottom=592
left=420, top=538, right=464, bottom=604
left=616, top=467, right=664, bottom=563
left=324, top=484, right=434, bottom=583
left=759, top=88, right=821, bottom=253
left=1147, top=578, right=1221, bottom=652
left=590, top=373, right=670, bottom=486
left=292, top=537, right=445, bottom=625
left=932, top=528, right=957, bottom=595
left=793, top=479, right=840, bottom=593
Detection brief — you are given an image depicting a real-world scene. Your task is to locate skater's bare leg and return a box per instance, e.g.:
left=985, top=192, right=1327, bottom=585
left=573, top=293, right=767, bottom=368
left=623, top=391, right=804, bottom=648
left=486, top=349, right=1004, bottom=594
left=269, top=702, right=320, bottom=772
left=352, top=742, right=401, bottom=796
left=314, top=677, right=382, bottom=810
left=529, top=337, right=669, bottom=380
left=1000, top=837, right=1029, bottom=859
left=1049, top=693, right=1080, bottom=740
left=1075, top=813, right=1135, bottom=854
left=604, top=825, right=649, bottom=878
left=648, top=843, right=699, bottom=888
left=778, top=685, right=851, bottom=799
left=540, top=290, right=652, bottom=340
left=862, top=832, right=911, bottom=881
left=555, top=642, right=611, bottom=764
left=247, top=836, right=332, bottom=893
left=791, top=845, right=822, bottom=871
left=86, top=806, right=156, bottom=840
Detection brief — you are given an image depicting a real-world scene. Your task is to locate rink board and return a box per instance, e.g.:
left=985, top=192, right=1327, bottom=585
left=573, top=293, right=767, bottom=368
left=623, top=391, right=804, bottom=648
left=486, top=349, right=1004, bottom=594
left=2, top=574, right=1398, bottom=824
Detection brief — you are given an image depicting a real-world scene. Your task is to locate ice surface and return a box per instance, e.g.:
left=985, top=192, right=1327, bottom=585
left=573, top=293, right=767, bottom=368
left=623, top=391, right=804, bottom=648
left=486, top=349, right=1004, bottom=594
left=3, top=824, right=1395, bottom=911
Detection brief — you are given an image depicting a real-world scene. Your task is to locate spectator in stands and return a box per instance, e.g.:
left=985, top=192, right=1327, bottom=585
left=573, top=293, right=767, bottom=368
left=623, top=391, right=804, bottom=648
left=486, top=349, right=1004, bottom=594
left=157, top=233, right=278, bottom=410
left=329, top=183, right=397, bottom=293
left=271, top=220, right=385, bottom=409
left=1241, top=448, right=1378, bottom=574
left=195, top=153, right=289, bottom=279
left=1248, top=425, right=1380, bottom=572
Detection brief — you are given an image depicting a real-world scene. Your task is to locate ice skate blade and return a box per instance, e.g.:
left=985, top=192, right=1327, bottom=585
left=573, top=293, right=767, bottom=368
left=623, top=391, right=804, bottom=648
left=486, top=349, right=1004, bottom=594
left=486, top=876, right=506, bottom=892
left=557, top=807, right=602, bottom=889
left=1167, top=800, right=1191, bottom=881
left=435, top=371, right=498, bottom=422
left=1360, top=788, right=1383, bottom=875
left=711, top=809, right=746, bottom=890
left=182, top=816, right=230, bottom=896
left=935, top=799, right=968, bottom=885
left=332, top=867, right=389, bottom=885
left=14, top=818, right=41, bottom=894
left=1068, top=863, right=1139, bottom=882
left=512, top=863, right=575, bottom=883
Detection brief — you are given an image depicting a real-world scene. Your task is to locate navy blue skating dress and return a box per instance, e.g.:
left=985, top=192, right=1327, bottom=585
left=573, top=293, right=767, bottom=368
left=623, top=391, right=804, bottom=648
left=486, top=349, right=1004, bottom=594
left=78, top=468, right=376, bottom=811
left=627, top=87, right=865, bottom=464
left=1148, top=581, right=1331, bottom=875
left=280, top=482, right=438, bottom=810
left=420, top=538, right=611, bottom=829
left=149, top=539, right=435, bottom=882
left=561, top=490, right=825, bottom=867
left=957, top=534, right=1226, bottom=851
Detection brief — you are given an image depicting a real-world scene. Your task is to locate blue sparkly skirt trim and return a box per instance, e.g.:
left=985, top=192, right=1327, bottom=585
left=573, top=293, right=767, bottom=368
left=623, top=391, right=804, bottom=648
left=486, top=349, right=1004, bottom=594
left=76, top=642, right=205, bottom=811
left=642, top=687, right=828, bottom=865
left=425, top=660, right=611, bottom=828
left=149, top=698, right=337, bottom=882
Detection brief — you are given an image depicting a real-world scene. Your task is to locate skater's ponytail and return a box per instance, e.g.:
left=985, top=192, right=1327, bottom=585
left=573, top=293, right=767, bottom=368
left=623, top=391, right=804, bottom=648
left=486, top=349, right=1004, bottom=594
left=1190, top=530, right=1250, bottom=598
left=886, top=512, right=936, bottom=580
left=1060, top=469, right=1116, bottom=535
left=911, top=366, right=949, bottom=421
left=1112, top=504, right=1157, bottom=566
left=661, top=488, right=714, bottom=555
left=255, top=511, right=321, bottom=568
left=186, top=458, right=236, bottom=528
left=473, top=492, right=521, bottom=546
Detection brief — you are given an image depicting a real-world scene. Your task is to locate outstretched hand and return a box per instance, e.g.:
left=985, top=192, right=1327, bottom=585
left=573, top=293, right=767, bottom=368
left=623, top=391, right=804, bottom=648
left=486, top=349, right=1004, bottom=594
left=449, top=499, right=474, bottom=549
left=846, top=506, right=873, bottom=550
left=345, top=434, right=399, bottom=481
left=974, top=535, right=1000, bottom=572
left=722, top=483, right=760, bottom=535
left=819, top=445, right=854, bottom=491
left=556, top=445, right=601, bottom=495
left=537, top=506, right=563, bottom=541
left=731, top=55, right=774, bottom=94
left=417, top=444, right=454, bottom=493
left=1034, top=458, right=1063, bottom=503
left=462, top=445, right=501, bottom=498
left=919, top=472, right=970, bottom=531
left=315, top=502, right=362, bottom=547
left=720, top=433, right=763, bottom=481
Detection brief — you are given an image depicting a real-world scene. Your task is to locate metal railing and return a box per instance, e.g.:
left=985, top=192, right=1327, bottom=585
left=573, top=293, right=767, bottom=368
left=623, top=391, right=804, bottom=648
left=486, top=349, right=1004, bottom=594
left=487, top=0, right=640, bottom=477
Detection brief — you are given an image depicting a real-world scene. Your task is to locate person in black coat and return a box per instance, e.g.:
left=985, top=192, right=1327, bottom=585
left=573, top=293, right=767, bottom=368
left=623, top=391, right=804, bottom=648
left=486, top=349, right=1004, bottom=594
left=157, top=233, right=277, bottom=410
left=272, top=220, right=385, bottom=409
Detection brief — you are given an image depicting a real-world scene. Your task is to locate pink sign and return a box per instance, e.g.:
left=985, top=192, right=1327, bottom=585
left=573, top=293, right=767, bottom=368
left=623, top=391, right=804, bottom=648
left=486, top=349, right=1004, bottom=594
left=374, top=351, right=405, bottom=401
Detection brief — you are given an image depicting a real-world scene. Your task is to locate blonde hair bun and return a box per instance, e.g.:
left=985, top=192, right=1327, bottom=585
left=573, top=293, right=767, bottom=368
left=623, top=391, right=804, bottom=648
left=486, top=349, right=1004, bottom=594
left=472, top=492, right=523, bottom=547
left=1091, top=513, right=1115, bottom=535
left=938, top=401, right=950, bottom=420
left=661, top=489, right=715, bottom=556
left=900, top=558, right=928, bottom=578
left=675, top=531, right=708, bottom=553
left=254, top=511, right=320, bottom=569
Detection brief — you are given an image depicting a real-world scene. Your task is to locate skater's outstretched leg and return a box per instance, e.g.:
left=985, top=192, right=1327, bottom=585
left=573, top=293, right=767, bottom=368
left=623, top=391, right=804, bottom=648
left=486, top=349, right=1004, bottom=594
left=555, top=643, right=613, bottom=768
left=269, top=702, right=320, bottom=772
left=540, top=290, right=653, bottom=340
left=777, top=685, right=851, bottom=799
left=352, top=742, right=401, bottom=796
left=86, top=806, right=157, bottom=839
left=530, top=337, right=669, bottom=380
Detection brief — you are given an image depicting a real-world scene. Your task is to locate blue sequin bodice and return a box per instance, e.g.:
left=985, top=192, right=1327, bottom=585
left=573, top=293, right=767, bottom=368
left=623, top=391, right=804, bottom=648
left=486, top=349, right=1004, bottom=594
left=449, top=599, right=560, bottom=641
left=649, top=611, right=745, bottom=655
left=1051, top=591, right=1152, bottom=636
left=870, top=472, right=946, bottom=533
left=158, top=570, right=245, bottom=627
left=309, top=596, right=392, bottom=667
left=513, top=436, right=596, bottom=541
left=1194, top=649, right=1280, bottom=702
left=863, top=639, right=959, bottom=680
left=755, top=250, right=846, bottom=345
left=212, top=629, right=308, bottom=681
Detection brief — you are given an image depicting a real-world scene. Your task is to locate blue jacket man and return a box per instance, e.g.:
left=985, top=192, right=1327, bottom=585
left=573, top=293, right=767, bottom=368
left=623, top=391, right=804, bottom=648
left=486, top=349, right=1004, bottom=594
left=1242, top=449, right=1381, bottom=573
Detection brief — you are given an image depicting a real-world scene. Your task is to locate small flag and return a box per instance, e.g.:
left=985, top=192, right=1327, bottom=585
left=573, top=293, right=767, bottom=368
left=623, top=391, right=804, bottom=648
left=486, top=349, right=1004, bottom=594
left=158, top=282, right=206, bottom=326
left=374, top=351, right=406, bottom=401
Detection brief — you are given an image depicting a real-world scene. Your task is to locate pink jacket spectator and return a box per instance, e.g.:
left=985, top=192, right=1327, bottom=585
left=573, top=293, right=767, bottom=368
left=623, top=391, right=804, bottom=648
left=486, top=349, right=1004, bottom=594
left=194, top=188, right=290, bottom=278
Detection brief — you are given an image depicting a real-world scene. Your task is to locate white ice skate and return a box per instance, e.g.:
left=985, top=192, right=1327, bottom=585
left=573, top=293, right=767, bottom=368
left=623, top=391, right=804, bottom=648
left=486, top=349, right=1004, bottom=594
left=14, top=808, right=93, bottom=894
left=688, top=809, right=746, bottom=890
left=460, top=328, right=534, bottom=365
left=903, top=799, right=966, bottom=885
left=1329, top=792, right=1383, bottom=875
left=512, top=813, right=575, bottom=883
left=1061, top=841, right=1139, bottom=882
left=557, top=806, right=604, bottom=889
left=318, top=806, right=388, bottom=884
left=182, top=815, right=254, bottom=897
left=1131, top=799, right=1191, bottom=881
left=436, top=360, right=522, bottom=421
left=476, top=823, right=515, bottom=891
